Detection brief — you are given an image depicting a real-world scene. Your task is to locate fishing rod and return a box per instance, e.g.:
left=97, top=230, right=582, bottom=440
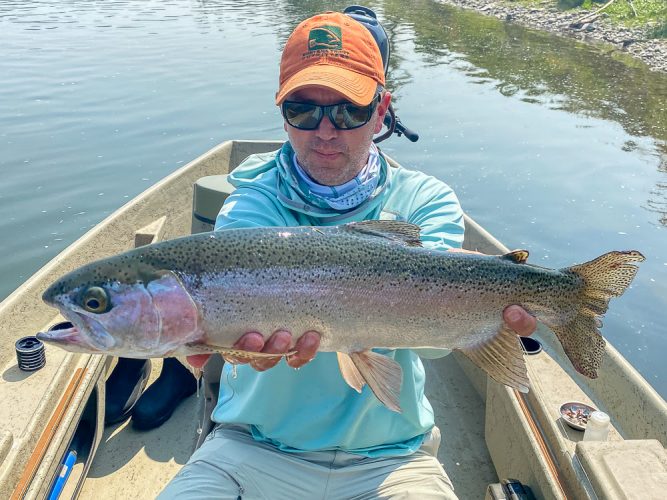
left=343, top=6, right=420, bottom=143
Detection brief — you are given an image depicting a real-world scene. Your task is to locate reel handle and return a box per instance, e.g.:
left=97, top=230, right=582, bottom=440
left=381, top=111, right=419, bottom=143
left=393, top=116, right=419, bottom=142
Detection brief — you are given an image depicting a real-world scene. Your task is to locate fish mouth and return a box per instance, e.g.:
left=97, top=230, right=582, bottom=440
left=37, top=305, right=116, bottom=352
left=36, top=321, right=107, bottom=355
left=36, top=323, right=90, bottom=348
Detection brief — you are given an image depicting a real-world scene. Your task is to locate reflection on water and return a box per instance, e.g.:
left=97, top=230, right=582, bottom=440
left=380, top=0, right=667, bottom=224
left=1, top=0, right=665, bottom=394
left=646, top=155, right=667, bottom=226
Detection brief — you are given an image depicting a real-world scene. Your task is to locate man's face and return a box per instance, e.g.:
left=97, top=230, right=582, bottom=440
left=283, top=87, right=391, bottom=186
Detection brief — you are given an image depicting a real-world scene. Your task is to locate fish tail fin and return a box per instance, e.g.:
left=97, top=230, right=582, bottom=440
left=551, top=250, right=645, bottom=378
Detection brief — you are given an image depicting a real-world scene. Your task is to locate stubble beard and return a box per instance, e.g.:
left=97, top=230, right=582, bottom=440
left=298, top=135, right=375, bottom=187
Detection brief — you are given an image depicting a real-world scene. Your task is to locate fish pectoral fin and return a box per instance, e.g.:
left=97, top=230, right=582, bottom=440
left=346, top=350, right=403, bottom=413
left=458, top=324, right=530, bottom=393
left=344, top=220, right=422, bottom=247
left=185, top=342, right=297, bottom=360
left=337, top=352, right=366, bottom=393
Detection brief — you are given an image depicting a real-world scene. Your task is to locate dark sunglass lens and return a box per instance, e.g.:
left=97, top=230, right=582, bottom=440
left=331, top=103, right=372, bottom=129
left=283, top=102, right=322, bottom=129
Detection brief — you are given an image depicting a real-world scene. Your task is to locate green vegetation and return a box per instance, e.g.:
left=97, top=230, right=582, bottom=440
left=648, top=17, right=667, bottom=39
left=517, top=0, right=667, bottom=38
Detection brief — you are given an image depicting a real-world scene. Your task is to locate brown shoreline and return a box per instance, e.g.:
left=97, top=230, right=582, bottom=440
left=437, top=0, right=667, bottom=73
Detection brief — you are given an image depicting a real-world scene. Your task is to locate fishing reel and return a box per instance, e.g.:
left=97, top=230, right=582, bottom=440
left=343, top=5, right=419, bottom=144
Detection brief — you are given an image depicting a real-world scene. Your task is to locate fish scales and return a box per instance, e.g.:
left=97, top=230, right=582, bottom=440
left=119, top=228, right=544, bottom=349
left=168, top=227, right=578, bottom=351
left=38, top=221, right=645, bottom=412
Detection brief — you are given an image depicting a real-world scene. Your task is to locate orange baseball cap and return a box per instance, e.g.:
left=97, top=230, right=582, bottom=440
left=275, top=12, right=385, bottom=107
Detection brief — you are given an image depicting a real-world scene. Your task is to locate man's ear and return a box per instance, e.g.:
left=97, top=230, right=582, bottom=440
left=374, top=91, right=392, bottom=135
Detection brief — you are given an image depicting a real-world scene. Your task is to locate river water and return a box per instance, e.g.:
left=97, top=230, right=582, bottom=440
left=1, top=0, right=666, bottom=397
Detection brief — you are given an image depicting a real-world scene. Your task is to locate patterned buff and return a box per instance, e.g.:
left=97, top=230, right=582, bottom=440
left=291, top=144, right=381, bottom=211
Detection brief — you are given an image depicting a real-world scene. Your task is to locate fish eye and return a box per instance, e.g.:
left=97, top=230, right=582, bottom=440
left=82, top=286, right=110, bottom=313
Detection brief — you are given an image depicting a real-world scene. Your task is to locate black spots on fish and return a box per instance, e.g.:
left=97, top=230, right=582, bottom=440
left=568, top=251, right=644, bottom=298
left=409, top=273, right=436, bottom=293
left=113, top=266, right=135, bottom=283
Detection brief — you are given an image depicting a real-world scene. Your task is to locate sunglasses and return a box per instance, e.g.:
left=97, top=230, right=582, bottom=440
left=281, top=94, right=380, bottom=131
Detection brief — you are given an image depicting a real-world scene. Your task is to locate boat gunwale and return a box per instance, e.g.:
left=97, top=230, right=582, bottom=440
left=0, top=140, right=664, bottom=499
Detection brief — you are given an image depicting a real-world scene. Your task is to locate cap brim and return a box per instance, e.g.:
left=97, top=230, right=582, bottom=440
left=276, top=65, right=377, bottom=106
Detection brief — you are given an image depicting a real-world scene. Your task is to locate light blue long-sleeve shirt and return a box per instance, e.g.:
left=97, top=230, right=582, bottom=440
left=211, top=142, right=464, bottom=457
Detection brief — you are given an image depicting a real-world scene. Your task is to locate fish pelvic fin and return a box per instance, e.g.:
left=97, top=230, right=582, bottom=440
left=337, top=352, right=365, bottom=393
left=337, top=350, right=403, bottom=413
left=552, top=250, right=645, bottom=378
left=458, top=324, right=530, bottom=393
left=344, top=221, right=422, bottom=247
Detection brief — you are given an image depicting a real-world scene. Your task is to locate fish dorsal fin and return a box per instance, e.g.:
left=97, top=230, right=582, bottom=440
left=457, top=324, right=530, bottom=393
left=501, top=249, right=529, bottom=264
left=336, top=350, right=403, bottom=413
left=344, top=220, right=422, bottom=247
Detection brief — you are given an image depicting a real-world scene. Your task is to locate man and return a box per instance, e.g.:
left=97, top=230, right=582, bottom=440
left=160, top=11, right=536, bottom=499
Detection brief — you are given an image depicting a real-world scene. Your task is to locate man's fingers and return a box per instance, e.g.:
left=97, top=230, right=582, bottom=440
left=251, top=330, right=292, bottom=371
left=227, top=332, right=266, bottom=365
left=233, top=332, right=265, bottom=351
left=225, top=330, right=320, bottom=371
left=286, top=331, right=320, bottom=369
left=504, top=305, right=537, bottom=337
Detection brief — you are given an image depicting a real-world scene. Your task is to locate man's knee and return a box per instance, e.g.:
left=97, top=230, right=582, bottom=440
left=377, top=472, right=457, bottom=499
left=373, top=453, right=457, bottom=500
left=158, top=460, right=243, bottom=500
left=420, top=426, right=441, bottom=457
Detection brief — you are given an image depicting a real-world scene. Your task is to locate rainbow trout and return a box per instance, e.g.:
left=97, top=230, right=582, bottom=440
left=38, top=221, right=644, bottom=412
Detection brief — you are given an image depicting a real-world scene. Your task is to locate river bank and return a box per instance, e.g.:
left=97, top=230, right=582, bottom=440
left=437, top=0, right=667, bottom=73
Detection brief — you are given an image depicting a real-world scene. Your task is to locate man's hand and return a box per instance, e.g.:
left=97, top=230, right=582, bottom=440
left=503, top=305, right=536, bottom=337
left=186, top=330, right=320, bottom=371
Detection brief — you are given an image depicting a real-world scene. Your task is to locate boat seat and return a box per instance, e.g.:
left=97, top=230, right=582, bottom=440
left=192, top=174, right=235, bottom=234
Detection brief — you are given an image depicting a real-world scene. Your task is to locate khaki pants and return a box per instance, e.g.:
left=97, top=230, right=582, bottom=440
left=159, top=425, right=457, bottom=499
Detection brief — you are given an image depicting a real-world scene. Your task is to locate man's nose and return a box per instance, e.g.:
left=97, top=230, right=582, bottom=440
left=315, top=114, right=338, bottom=140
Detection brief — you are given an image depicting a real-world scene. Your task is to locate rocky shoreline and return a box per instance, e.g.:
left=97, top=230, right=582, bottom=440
left=437, top=0, right=667, bottom=73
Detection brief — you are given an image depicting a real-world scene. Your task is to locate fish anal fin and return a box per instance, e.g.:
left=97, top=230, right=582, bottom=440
left=501, top=249, right=529, bottom=264
left=347, top=350, right=403, bottom=413
left=458, top=324, right=530, bottom=393
left=185, top=342, right=296, bottom=360
left=337, top=352, right=365, bottom=393
left=345, top=221, right=422, bottom=247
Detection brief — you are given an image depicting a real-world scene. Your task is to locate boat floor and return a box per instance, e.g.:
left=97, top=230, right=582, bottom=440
left=79, top=355, right=496, bottom=499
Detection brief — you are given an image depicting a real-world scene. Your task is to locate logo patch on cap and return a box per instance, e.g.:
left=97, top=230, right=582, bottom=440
left=308, top=26, right=342, bottom=51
